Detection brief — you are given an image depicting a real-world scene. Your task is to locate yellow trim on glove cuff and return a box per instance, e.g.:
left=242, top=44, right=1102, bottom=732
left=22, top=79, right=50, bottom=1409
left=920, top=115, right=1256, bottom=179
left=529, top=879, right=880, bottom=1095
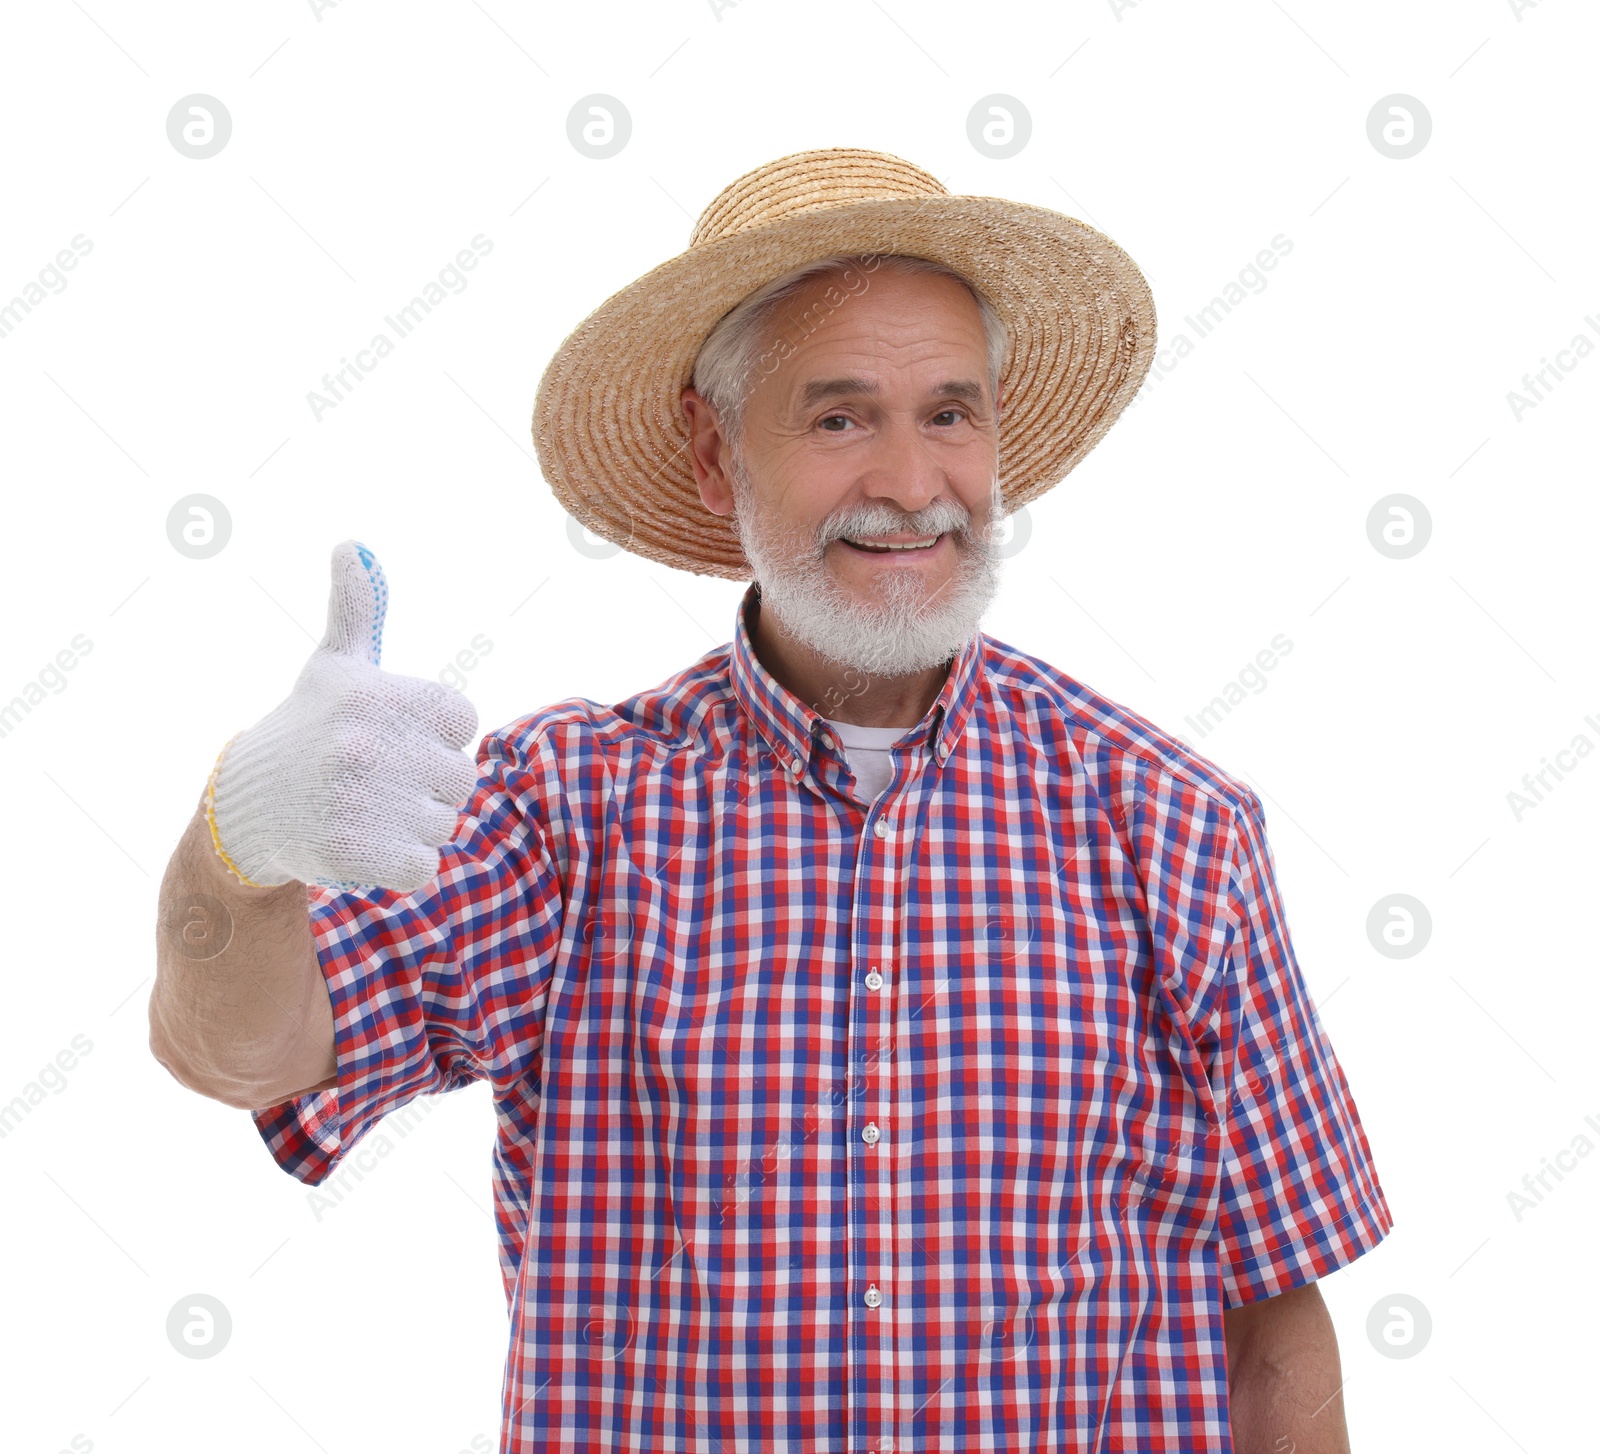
left=204, top=734, right=271, bottom=889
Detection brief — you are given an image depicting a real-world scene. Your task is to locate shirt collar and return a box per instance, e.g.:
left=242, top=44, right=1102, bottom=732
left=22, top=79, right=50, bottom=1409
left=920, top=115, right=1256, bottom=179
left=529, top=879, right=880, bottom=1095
left=729, top=581, right=986, bottom=779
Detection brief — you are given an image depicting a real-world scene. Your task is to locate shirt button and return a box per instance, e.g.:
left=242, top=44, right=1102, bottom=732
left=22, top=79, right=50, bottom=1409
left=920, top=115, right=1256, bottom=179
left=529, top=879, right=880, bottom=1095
left=791, top=758, right=804, bottom=775
left=864, top=1283, right=883, bottom=1308
left=862, top=1122, right=880, bottom=1145
left=873, top=819, right=888, bottom=838
left=864, top=969, right=883, bottom=990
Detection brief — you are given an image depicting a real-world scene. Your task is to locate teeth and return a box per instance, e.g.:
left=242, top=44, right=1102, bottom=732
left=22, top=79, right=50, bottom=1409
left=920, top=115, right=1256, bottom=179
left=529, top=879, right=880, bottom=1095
left=845, top=535, right=941, bottom=551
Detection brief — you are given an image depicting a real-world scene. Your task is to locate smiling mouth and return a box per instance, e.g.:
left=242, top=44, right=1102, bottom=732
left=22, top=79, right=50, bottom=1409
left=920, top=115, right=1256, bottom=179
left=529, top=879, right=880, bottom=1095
left=839, top=533, right=948, bottom=554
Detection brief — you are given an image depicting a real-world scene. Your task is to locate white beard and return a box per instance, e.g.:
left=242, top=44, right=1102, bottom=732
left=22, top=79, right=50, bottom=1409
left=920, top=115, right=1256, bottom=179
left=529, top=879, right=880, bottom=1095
left=729, top=450, right=1006, bottom=679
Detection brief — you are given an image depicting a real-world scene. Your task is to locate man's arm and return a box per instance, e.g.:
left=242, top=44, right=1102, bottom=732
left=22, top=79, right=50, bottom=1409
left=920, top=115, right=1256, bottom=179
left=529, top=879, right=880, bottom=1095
left=149, top=793, right=337, bottom=1111
left=1215, top=789, right=1392, bottom=1451
left=1224, top=1280, right=1350, bottom=1454
left=150, top=540, right=480, bottom=1112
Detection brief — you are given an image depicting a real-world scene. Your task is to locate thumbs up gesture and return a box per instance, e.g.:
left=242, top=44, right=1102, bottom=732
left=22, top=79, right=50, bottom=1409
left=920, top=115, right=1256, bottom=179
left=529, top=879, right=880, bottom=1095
left=204, top=541, right=481, bottom=892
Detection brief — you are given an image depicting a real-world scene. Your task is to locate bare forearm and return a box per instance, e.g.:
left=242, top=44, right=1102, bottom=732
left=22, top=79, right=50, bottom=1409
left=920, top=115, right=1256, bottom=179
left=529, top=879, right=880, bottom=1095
left=1229, top=1361, right=1349, bottom=1453
left=149, top=794, right=336, bottom=1109
left=1227, top=1284, right=1350, bottom=1454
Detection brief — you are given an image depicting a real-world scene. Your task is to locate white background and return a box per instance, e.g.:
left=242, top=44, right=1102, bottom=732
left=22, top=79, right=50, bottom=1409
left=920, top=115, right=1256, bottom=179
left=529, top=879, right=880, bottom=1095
left=1, top=1, right=1595, bottom=1450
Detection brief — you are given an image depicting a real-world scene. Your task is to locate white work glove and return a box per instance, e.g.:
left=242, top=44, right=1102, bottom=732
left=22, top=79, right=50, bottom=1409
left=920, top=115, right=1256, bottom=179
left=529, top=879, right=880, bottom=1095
left=203, top=540, right=481, bottom=893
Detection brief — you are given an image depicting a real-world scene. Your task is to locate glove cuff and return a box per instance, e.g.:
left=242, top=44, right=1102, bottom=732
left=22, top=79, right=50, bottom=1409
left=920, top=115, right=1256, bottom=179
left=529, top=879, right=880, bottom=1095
left=204, top=733, right=281, bottom=888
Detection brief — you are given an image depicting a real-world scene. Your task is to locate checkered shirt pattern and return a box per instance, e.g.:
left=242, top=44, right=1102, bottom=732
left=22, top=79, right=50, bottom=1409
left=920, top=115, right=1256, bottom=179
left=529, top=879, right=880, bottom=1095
left=253, top=581, right=1393, bottom=1452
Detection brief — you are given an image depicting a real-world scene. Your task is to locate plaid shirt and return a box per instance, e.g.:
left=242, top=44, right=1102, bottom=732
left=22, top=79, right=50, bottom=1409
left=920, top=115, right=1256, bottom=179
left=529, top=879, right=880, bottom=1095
left=254, top=581, right=1392, bottom=1452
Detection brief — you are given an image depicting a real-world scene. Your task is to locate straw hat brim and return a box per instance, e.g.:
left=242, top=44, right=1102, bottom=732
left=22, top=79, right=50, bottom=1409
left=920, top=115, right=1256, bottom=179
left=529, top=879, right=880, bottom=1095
left=532, top=193, right=1157, bottom=580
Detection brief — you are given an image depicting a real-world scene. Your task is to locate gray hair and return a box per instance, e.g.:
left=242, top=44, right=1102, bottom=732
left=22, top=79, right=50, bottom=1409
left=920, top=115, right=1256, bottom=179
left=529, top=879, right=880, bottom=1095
left=689, top=252, right=1007, bottom=458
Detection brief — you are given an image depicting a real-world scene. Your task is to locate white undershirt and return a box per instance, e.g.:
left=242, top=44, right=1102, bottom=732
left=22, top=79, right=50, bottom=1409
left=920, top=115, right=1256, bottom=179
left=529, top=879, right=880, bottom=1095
left=822, top=716, right=911, bottom=805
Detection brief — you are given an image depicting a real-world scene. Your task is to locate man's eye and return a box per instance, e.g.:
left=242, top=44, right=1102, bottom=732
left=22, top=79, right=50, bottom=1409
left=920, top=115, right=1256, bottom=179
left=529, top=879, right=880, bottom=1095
left=819, top=414, right=854, bottom=432
left=932, top=409, right=967, bottom=426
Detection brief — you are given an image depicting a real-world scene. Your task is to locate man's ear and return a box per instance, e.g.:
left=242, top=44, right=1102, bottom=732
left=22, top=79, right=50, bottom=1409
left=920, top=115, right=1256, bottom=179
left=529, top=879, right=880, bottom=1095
left=681, top=387, right=734, bottom=517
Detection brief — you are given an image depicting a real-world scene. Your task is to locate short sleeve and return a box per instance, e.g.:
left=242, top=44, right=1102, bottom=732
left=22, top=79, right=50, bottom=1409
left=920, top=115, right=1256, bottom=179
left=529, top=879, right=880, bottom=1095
left=250, top=728, right=565, bottom=1187
left=1215, top=790, right=1394, bottom=1307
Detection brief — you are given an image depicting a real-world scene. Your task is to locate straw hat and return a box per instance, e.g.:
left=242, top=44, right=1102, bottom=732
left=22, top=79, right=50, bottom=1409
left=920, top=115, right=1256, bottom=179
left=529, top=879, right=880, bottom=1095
left=532, top=146, right=1156, bottom=581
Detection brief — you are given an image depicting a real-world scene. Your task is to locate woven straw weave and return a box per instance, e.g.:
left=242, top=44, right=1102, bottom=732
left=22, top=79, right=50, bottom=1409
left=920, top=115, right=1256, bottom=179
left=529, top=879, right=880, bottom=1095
left=532, top=147, right=1156, bottom=580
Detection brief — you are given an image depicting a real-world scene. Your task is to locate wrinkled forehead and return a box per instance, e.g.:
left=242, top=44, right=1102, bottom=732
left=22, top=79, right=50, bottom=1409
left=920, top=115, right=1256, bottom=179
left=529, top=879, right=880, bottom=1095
left=776, top=264, right=989, bottom=361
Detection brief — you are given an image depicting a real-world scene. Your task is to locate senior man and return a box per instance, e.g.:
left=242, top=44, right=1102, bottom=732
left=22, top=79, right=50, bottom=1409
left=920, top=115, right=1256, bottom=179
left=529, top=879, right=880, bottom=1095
left=151, top=148, right=1391, bottom=1453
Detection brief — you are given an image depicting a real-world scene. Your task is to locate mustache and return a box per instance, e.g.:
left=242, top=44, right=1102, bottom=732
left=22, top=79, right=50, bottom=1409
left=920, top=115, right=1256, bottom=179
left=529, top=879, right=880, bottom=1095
left=728, top=458, right=1003, bottom=551
left=821, top=502, right=983, bottom=545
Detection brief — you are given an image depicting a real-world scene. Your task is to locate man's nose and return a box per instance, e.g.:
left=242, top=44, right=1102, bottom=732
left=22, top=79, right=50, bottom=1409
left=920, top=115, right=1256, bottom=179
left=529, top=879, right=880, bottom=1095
left=862, top=412, right=947, bottom=508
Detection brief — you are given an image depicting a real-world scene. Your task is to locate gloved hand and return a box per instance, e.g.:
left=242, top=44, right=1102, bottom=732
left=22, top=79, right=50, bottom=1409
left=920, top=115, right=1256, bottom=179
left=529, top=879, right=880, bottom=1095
left=204, top=540, right=481, bottom=893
